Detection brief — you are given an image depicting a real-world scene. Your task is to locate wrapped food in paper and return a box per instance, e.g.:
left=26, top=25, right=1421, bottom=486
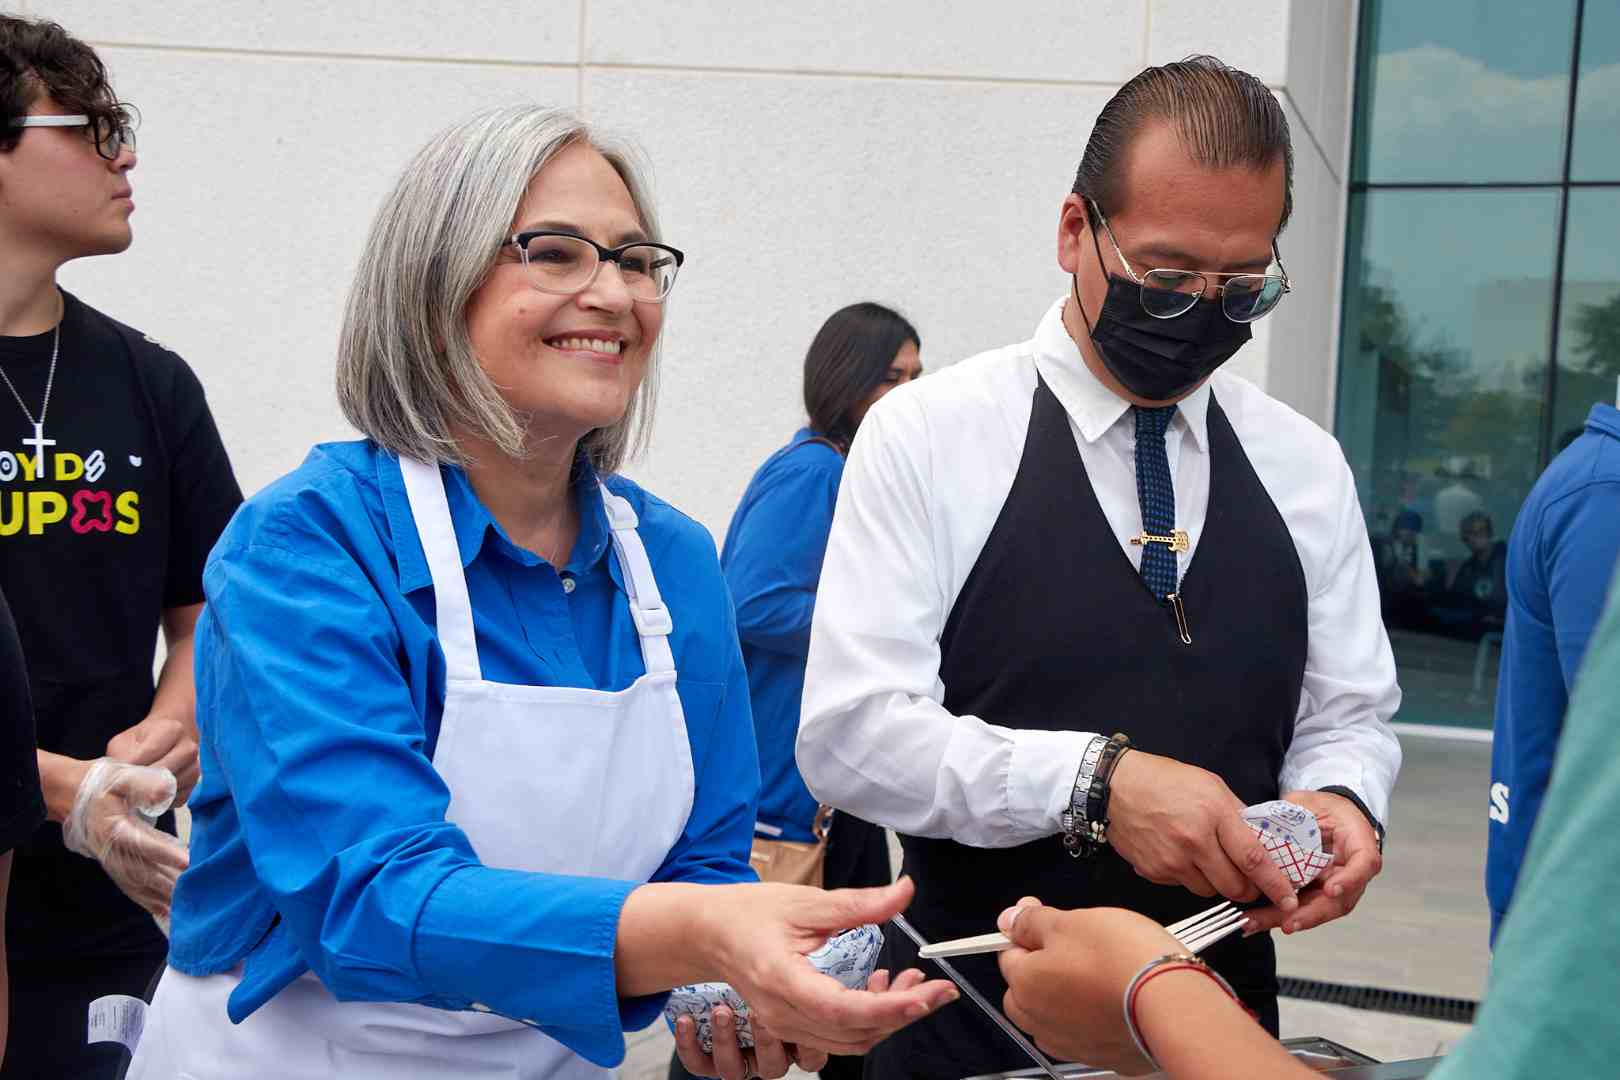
left=663, top=924, right=884, bottom=1053
left=805, top=922, right=884, bottom=989
left=664, top=982, right=754, bottom=1053
left=1241, top=799, right=1335, bottom=888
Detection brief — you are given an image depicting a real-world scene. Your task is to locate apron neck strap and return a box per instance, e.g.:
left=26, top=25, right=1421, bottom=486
left=600, top=486, right=676, bottom=675
left=399, top=456, right=482, bottom=681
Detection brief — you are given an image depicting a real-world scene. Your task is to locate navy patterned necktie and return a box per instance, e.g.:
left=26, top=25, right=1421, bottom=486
left=1133, top=405, right=1179, bottom=600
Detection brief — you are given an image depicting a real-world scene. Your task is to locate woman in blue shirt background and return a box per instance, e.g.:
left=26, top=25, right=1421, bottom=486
left=127, top=109, right=953, bottom=1080
left=707, top=304, right=922, bottom=1080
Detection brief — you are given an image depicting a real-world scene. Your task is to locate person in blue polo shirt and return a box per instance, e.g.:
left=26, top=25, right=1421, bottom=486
left=1487, top=398, right=1620, bottom=942
left=692, top=303, right=919, bottom=1080
left=125, top=110, right=954, bottom=1080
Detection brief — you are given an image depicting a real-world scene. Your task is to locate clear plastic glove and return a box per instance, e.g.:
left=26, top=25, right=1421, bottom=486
left=62, top=758, right=190, bottom=924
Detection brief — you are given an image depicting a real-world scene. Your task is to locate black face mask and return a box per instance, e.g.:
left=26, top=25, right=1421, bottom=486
left=1073, top=229, right=1253, bottom=403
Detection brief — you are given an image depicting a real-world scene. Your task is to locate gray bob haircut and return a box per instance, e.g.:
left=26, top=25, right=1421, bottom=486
left=337, top=104, right=663, bottom=473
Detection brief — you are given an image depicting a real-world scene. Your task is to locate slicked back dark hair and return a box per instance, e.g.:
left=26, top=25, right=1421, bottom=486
left=1072, top=54, right=1293, bottom=233
left=803, top=302, right=920, bottom=451
left=1, top=15, right=123, bottom=154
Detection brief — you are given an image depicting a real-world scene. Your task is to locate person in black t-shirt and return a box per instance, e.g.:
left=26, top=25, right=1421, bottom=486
left=1, top=585, right=47, bottom=1064
left=1, top=17, right=242, bottom=1076
left=1444, top=511, right=1509, bottom=639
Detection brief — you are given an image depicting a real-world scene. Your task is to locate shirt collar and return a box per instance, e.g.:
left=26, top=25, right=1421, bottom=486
left=1588, top=402, right=1620, bottom=442
left=1031, top=296, right=1211, bottom=452
left=379, top=448, right=615, bottom=595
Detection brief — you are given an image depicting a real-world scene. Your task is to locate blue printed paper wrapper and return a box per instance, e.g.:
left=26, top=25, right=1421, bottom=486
left=662, top=924, right=884, bottom=1053
left=1241, top=799, right=1334, bottom=888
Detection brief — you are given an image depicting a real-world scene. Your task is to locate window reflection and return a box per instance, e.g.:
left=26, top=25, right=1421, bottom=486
left=1338, top=190, right=1560, bottom=726
left=1339, top=190, right=1559, bottom=529
left=1354, top=1, right=1576, bottom=184
left=1552, top=189, right=1620, bottom=439
left=1572, top=0, right=1620, bottom=181
left=1342, top=1, right=1617, bottom=729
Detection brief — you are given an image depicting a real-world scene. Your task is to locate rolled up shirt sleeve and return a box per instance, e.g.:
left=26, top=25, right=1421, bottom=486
left=203, top=538, right=646, bottom=1066
left=1278, top=460, right=1403, bottom=826
left=798, top=395, right=1099, bottom=847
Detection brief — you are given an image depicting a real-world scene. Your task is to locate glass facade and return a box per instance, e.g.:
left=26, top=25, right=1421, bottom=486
left=1337, top=0, right=1620, bottom=728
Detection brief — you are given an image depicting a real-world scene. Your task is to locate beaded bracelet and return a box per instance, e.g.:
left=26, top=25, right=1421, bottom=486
left=1121, top=952, right=1244, bottom=1070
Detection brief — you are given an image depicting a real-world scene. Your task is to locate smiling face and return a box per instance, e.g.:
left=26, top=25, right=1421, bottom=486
left=462, top=142, right=663, bottom=447
left=0, top=93, right=137, bottom=263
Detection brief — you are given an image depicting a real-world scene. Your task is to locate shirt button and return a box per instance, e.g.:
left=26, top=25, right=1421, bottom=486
left=561, top=575, right=576, bottom=594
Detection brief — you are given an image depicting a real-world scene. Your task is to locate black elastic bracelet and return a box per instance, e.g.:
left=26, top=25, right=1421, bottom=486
left=1085, top=733, right=1132, bottom=831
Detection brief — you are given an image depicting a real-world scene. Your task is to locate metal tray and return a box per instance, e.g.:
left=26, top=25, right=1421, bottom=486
left=962, top=1036, right=1395, bottom=1078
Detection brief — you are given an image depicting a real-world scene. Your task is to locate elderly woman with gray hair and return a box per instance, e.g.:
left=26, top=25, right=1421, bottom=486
left=125, top=105, right=955, bottom=1080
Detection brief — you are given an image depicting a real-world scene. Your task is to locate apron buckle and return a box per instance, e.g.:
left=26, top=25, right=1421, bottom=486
left=631, top=602, right=674, bottom=637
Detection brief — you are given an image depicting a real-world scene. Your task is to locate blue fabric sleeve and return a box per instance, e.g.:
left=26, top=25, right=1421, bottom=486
left=414, top=868, right=645, bottom=1065
left=724, top=462, right=840, bottom=657
left=1543, top=480, right=1620, bottom=690
left=1487, top=477, right=1620, bottom=941
left=204, top=539, right=643, bottom=1066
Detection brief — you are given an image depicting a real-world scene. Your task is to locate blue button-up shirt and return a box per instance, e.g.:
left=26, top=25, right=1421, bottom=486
left=169, top=440, right=758, bottom=1067
left=720, top=429, right=843, bottom=843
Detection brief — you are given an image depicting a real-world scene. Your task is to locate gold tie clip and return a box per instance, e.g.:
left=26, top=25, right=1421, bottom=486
left=1131, top=529, right=1190, bottom=553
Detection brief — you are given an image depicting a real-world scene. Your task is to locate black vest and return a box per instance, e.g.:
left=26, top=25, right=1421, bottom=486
left=866, top=378, right=1308, bottom=1080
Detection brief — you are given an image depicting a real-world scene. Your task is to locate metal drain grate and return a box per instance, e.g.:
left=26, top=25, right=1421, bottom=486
left=1278, top=976, right=1477, bottom=1024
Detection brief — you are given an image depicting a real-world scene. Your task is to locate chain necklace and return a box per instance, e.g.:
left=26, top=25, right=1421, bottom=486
left=0, top=318, right=61, bottom=476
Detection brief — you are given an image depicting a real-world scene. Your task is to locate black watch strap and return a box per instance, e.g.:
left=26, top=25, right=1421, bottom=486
left=1318, top=785, right=1386, bottom=853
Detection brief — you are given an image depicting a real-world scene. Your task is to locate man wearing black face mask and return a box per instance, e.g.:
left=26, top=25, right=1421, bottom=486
left=798, top=55, right=1402, bottom=1080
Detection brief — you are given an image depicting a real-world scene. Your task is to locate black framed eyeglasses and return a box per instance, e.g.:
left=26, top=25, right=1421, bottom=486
left=13, top=105, right=139, bottom=161
left=506, top=230, right=685, bottom=303
left=1092, top=203, right=1292, bottom=324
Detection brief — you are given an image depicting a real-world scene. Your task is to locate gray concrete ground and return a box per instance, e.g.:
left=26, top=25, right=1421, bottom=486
left=620, top=733, right=1491, bottom=1076
left=1272, top=733, right=1491, bottom=1064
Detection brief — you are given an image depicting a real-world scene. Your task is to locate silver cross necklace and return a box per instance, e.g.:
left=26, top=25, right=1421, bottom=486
left=0, top=317, right=61, bottom=477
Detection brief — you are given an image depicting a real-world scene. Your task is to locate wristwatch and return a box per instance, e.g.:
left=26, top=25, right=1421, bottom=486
left=1318, top=785, right=1386, bottom=854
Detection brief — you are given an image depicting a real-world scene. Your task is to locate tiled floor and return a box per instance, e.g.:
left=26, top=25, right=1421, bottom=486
left=621, top=732, right=1492, bottom=1076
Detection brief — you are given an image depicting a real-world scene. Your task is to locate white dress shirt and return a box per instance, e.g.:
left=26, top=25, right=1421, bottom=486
left=798, top=298, right=1402, bottom=848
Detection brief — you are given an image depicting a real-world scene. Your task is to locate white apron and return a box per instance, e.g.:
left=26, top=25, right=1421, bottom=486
left=130, top=458, right=697, bottom=1079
